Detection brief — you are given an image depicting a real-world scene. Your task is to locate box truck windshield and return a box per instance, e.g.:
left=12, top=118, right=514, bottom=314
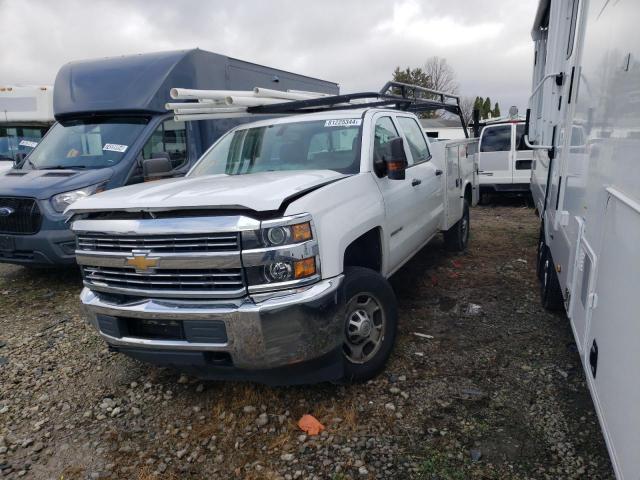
left=28, top=117, right=148, bottom=169
left=0, top=125, right=49, bottom=162
left=189, top=120, right=362, bottom=177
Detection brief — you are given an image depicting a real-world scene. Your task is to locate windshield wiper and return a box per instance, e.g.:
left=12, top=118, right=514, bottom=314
left=37, top=165, right=88, bottom=170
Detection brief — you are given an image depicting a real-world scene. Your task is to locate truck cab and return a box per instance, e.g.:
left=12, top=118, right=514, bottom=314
left=477, top=120, right=532, bottom=200
left=0, top=85, right=54, bottom=172
left=0, top=49, right=337, bottom=266
left=67, top=86, right=478, bottom=385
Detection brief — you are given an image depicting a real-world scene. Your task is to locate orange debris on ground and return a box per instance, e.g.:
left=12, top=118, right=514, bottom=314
left=298, top=414, right=325, bottom=436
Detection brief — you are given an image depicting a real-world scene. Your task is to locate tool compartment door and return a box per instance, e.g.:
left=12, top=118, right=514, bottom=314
left=584, top=191, right=640, bottom=479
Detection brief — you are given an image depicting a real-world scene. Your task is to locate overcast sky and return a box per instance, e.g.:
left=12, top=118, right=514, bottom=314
left=0, top=0, right=538, bottom=112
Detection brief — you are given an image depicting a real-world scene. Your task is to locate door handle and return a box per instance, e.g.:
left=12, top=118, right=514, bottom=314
left=411, top=179, right=422, bottom=187
left=435, top=169, right=443, bottom=176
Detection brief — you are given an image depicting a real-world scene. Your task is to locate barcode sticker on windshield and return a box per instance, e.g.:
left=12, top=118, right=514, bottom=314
left=19, top=140, right=38, bottom=148
left=324, top=119, right=362, bottom=127
left=103, top=143, right=128, bottom=153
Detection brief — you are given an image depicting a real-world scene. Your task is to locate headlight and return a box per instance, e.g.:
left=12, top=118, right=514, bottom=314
left=263, top=221, right=312, bottom=246
left=50, top=184, right=104, bottom=213
left=242, top=215, right=319, bottom=292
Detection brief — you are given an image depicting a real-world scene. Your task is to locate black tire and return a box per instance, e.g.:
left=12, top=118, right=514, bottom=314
left=341, top=267, right=398, bottom=383
left=444, top=200, right=470, bottom=252
left=536, top=225, right=546, bottom=282
left=540, top=247, right=564, bottom=311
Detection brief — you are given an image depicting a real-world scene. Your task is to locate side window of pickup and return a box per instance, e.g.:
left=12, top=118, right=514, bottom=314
left=480, top=125, right=511, bottom=152
left=373, top=116, right=400, bottom=177
left=396, top=117, right=431, bottom=164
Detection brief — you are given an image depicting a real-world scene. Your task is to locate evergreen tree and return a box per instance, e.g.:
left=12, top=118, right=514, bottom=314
left=482, top=97, right=492, bottom=119
left=493, top=102, right=501, bottom=118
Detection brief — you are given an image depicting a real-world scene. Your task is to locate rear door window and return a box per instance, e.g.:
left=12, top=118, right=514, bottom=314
left=397, top=117, right=431, bottom=164
left=480, top=125, right=512, bottom=152
left=515, top=124, right=531, bottom=151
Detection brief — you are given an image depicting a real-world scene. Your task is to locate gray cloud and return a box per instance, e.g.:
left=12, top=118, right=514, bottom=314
left=0, top=0, right=537, bottom=112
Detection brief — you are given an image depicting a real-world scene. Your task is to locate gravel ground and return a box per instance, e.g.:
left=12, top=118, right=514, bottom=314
left=0, top=201, right=614, bottom=479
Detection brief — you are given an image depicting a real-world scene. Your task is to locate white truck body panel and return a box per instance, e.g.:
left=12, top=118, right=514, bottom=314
left=0, top=85, right=54, bottom=124
left=529, top=1, right=639, bottom=477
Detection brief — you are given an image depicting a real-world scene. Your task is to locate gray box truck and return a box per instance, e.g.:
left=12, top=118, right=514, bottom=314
left=0, top=49, right=337, bottom=266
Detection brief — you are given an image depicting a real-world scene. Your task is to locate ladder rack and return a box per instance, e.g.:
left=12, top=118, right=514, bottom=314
left=166, top=81, right=468, bottom=137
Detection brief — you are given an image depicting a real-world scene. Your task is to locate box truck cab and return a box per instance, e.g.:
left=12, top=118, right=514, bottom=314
left=0, top=85, right=54, bottom=172
left=0, top=49, right=337, bottom=266
left=477, top=119, right=533, bottom=199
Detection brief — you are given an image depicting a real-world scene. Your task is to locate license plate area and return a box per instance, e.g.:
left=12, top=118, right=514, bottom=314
left=0, top=236, right=15, bottom=251
left=129, top=318, right=184, bottom=340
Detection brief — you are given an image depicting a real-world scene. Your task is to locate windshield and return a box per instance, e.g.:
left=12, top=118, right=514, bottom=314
left=27, top=117, right=148, bottom=170
left=189, top=119, right=362, bottom=177
left=0, top=125, right=48, bottom=162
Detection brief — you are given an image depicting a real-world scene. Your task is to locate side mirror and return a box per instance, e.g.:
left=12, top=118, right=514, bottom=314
left=386, top=137, right=407, bottom=180
left=142, top=154, right=173, bottom=181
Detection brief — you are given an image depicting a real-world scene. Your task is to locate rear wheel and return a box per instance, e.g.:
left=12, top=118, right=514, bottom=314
left=444, top=200, right=470, bottom=251
left=540, top=247, right=564, bottom=311
left=341, top=267, right=397, bottom=382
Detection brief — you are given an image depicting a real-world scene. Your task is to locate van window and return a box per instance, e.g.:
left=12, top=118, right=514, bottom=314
left=397, top=117, right=431, bottom=164
left=515, top=124, right=532, bottom=151
left=480, top=125, right=512, bottom=152
left=142, top=120, right=188, bottom=169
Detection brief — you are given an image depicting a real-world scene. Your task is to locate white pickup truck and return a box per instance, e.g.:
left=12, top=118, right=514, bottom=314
left=67, top=94, right=478, bottom=384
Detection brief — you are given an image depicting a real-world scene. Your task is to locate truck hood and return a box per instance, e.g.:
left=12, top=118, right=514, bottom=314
left=68, top=170, right=348, bottom=214
left=0, top=168, right=113, bottom=200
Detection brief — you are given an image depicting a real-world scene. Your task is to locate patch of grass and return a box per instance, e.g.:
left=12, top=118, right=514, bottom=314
left=417, top=450, right=468, bottom=480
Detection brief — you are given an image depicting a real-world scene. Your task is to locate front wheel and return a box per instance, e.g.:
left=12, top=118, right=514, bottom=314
left=341, top=267, right=398, bottom=382
left=444, top=200, right=470, bottom=251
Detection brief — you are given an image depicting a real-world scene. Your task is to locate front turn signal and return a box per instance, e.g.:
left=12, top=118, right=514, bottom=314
left=294, top=257, right=316, bottom=279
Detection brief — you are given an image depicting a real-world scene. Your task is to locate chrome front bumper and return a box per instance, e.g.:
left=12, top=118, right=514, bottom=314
left=80, top=275, right=345, bottom=371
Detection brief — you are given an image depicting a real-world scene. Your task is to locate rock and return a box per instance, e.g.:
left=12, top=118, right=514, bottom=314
left=177, top=374, right=189, bottom=384
left=256, top=413, right=269, bottom=427
left=470, top=448, right=482, bottom=462
left=384, top=403, right=396, bottom=412
left=110, top=407, right=122, bottom=418
left=243, top=406, right=256, bottom=414
left=389, top=387, right=400, bottom=395
left=195, top=384, right=204, bottom=393
left=358, top=466, right=369, bottom=476
left=131, top=407, right=141, bottom=416
left=398, top=375, right=406, bottom=382
left=465, top=303, right=482, bottom=315
left=32, top=443, right=43, bottom=453
left=280, top=453, right=295, bottom=462
left=0, top=406, right=8, bottom=414
left=176, top=448, right=188, bottom=459
left=21, top=439, right=33, bottom=448
left=0, top=341, right=5, bottom=348
left=297, top=434, right=307, bottom=443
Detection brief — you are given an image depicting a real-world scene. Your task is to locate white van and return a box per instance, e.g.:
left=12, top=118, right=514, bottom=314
left=477, top=120, right=533, bottom=200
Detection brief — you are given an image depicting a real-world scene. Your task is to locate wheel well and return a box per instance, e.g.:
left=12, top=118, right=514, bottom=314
left=464, top=183, right=472, bottom=204
left=343, top=228, right=382, bottom=273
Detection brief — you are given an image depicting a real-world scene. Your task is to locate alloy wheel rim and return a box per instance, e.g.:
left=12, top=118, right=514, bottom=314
left=343, top=293, right=386, bottom=364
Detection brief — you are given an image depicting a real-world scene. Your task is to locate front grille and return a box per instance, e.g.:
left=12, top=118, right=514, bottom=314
left=76, top=232, right=239, bottom=253
left=0, top=197, right=42, bottom=234
left=83, top=266, right=246, bottom=297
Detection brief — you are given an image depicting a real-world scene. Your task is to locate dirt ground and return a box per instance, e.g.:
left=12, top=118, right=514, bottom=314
left=0, top=200, right=614, bottom=480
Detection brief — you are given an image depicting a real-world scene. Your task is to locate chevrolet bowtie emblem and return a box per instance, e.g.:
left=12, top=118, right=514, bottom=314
left=125, top=252, right=159, bottom=272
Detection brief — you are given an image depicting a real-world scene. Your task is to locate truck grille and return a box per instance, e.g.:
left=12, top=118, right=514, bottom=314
left=0, top=197, right=42, bottom=234
left=76, top=232, right=239, bottom=253
left=82, top=266, right=246, bottom=298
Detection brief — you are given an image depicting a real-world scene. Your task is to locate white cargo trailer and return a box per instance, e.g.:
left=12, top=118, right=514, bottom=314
left=0, top=85, right=54, bottom=170
left=526, top=1, right=639, bottom=478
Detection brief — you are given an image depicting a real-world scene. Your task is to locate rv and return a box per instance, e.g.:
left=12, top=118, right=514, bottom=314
left=476, top=114, right=533, bottom=201
left=0, top=49, right=337, bottom=266
left=0, top=85, right=54, bottom=171
left=527, top=0, right=639, bottom=478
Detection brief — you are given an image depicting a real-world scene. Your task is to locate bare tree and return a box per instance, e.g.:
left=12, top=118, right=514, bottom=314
left=423, top=56, right=459, bottom=94
left=458, top=96, right=475, bottom=127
